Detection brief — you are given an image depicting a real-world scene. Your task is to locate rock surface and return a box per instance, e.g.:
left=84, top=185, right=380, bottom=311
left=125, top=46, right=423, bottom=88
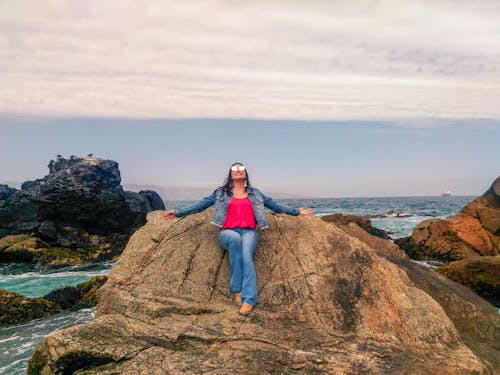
left=396, top=176, right=500, bottom=261
left=0, top=155, right=165, bottom=265
left=29, top=211, right=499, bottom=374
left=435, top=256, right=500, bottom=303
left=336, top=222, right=500, bottom=371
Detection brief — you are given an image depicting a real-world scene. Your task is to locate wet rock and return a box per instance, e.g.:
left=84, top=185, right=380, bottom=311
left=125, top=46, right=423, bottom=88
left=0, top=289, right=61, bottom=327
left=435, top=256, right=500, bottom=303
left=43, top=286, right=82, bottom=310
left=43, top=276, right=108, bottom=310
left=0, top=155, right=165, bottom=265
left=0, top=276, right=108, bottom=328
left=76, top=275, right=108, bottom=308
left=29, top=211, right=497, bottom=374
left=0, top=234, right=103, bottom=266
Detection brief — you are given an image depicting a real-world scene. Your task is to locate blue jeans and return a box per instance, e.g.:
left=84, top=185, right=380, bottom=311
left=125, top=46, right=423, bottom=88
left=218, top=227, right=258, bottom=307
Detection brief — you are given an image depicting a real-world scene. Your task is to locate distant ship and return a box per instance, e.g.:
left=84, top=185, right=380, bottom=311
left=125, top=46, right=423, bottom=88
left=441, top=190, right=452, bottom=196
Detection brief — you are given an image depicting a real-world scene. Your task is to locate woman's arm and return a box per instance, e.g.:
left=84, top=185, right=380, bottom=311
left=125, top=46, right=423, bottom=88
left=163, top=189, right=217, bottom=220
left=259, top=190, right=313, bottom=216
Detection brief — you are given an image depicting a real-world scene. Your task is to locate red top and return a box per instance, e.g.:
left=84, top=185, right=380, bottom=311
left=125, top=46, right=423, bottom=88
left=221, top=197, right=256, bottom=229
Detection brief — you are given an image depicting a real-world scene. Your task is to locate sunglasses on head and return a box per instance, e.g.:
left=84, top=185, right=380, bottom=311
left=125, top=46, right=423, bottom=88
left=231, top=165, right=246, bottom=172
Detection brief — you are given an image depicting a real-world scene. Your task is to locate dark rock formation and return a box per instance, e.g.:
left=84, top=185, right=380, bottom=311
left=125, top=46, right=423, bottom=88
left=321, top=213, right=392, bottom=239
left=0, top=155, right=165, bottom=265
left=43, top=276, right=108, bottom=310
left=0, top=289, right=62, bottom=327
left=43, top=286, right=82, bottom=310
left=28, top=211, right=499, bottom=374
left=396, top=176, right=500, bottom=262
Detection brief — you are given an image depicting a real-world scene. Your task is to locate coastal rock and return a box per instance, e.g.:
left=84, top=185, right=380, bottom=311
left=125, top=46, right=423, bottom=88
left=0, top=276, right=108, bottom=328
left=336, top=222, right=500, bottom=370
left=0, top=155, right=165, bottom=265
left=321, top=213, right=391, bottom=239
left=462, top=176, right=500, bottom=235
left=0, top=234, right=105, bottom=266
left=43, top=276, right=108, bottom=310
left=396, top=176, right=500, bottom=261
left=29, top=211, right=497, bottom=374
left=0, top=289, right=61, bottom=327
left=435, top=256, right=500, bottom=302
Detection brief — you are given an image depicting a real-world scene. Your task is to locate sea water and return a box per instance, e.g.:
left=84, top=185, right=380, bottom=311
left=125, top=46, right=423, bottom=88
left=0, top=263, right=111, bottom=374
left=0, top=195, right=484, bottom=374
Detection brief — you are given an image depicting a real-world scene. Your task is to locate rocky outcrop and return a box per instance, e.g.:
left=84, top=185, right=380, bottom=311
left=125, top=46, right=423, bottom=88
left=0, top=234, right=107, bottom=266
left=0, top=276, right=108, bottom=327
left=0, top=155, right=165, bottom=265
left=28, top=211, right=499, bottom=374
left=394, top=177, right=500, bottom=303
left=395, top=215, right=496, bottom=260
left=335, top=222, right=500, bottom=371
left=0, top=289, right=62, bottom=327
left=321, top=213, right=391, bottom=239
left=396, top=176, right=500, bottom=261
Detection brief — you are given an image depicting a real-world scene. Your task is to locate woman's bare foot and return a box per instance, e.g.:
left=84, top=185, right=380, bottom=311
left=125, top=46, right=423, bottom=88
left=234, top=292, right=241, bottom=306
left=239, top=303, right=253, bottom=315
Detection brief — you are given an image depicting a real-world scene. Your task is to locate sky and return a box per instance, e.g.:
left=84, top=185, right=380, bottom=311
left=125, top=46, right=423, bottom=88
left=1, top=1, right=499, bottom=197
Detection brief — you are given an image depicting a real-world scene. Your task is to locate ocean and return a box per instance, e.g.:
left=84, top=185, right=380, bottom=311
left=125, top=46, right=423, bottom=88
left=0, top=195, right=483, bottom=374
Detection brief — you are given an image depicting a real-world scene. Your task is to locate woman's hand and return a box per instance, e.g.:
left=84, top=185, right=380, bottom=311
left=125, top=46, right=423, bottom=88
left=162, top=209, right=177, bottom=221
left=299, top=208, right=314, bottom=215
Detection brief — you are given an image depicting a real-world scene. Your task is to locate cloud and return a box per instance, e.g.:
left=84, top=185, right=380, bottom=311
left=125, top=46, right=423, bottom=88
left=1, top=0, right=500, bottom=120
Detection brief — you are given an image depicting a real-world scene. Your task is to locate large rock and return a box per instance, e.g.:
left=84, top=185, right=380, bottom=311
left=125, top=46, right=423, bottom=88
left=396, top=176, right=500, bottom=261
left=336, top=222, right=500, bottom=371
left=0, top=155, right=165, bottom=265
left=28, top=211, right=499, bottom=374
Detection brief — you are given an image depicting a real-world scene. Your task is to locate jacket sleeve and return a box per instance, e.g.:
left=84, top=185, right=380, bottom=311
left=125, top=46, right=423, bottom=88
left=174, top=189, right=217, bottom=217
left=259, top=189, right=300, bottom=216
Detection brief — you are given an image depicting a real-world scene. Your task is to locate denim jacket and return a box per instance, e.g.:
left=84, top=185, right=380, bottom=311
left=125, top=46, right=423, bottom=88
left=174, top=186, right=299, bottom=229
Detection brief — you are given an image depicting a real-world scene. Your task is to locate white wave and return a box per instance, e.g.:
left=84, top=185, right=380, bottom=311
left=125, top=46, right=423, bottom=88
left=0, top=335, right=19, bottom=344
left=411, top=260, right=446, bottom=270
left=0, top=268, right=110, bottom=283
left=0, top=308, right=96, bottom=374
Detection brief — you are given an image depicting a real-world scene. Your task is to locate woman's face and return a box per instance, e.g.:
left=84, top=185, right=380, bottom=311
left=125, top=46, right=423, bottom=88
left=231, top=164, right=246, bottom=181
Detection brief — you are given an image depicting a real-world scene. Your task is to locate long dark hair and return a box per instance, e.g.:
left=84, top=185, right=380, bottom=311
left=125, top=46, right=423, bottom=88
left=221, top=162, right=251, bottom=192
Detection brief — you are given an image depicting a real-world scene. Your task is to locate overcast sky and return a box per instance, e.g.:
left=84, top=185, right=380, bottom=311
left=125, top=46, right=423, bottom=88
left=1, top=1, right=499, bottom=197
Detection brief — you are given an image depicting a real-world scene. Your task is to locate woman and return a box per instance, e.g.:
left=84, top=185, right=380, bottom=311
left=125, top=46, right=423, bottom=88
left=163, top=162, right=314, bottom=315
